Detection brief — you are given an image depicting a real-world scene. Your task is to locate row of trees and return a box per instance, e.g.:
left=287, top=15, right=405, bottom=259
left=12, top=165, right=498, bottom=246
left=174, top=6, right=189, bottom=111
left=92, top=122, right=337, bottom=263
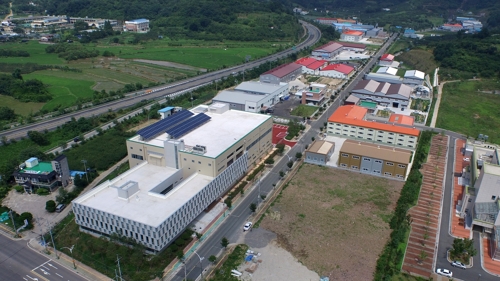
left=45, top=43, right=100, bottom=61
left=0, top=49, right=30, bottom=57
left=0, top=72, right=51, bottom=102
left=374, top=131, right=433, bottom=280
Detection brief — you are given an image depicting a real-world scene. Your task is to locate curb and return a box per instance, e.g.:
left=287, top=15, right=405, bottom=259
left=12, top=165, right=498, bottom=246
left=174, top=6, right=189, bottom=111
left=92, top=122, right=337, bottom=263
left=479, top=236, right=500, bottom=278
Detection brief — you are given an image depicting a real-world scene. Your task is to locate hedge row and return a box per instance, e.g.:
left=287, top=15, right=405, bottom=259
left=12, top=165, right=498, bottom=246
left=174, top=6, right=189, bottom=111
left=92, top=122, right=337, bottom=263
left=246, top=164, right=265, bottom=182
left=374, top=131, right=434, bottom=280
left=228, top=181, right=248, bottom=200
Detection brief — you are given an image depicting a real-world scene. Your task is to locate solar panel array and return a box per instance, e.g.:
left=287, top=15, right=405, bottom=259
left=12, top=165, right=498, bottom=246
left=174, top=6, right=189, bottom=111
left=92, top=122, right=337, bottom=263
left=137, top=110, right=194, bottom=139
left=166, top=113, right=211, bottom=139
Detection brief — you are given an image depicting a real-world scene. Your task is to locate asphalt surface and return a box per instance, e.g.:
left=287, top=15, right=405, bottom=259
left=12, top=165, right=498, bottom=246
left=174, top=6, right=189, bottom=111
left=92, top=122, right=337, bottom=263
left=0, top=20, right=320, bottom=141
left=172, top=33, right=399, bottom=281
left=0, top=235, right=89, bottom=281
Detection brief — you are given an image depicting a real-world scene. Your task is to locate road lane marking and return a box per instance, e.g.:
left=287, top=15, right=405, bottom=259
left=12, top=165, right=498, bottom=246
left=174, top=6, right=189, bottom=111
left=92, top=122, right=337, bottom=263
left=47, top=263, right=58, bottom=269
left=31, top=270, right=50, bottom=281
left=26, top=275, right=39, bottom=281
left=32, top=260, right=50, bottom=271
left=55, top=273, right=63, bottom=278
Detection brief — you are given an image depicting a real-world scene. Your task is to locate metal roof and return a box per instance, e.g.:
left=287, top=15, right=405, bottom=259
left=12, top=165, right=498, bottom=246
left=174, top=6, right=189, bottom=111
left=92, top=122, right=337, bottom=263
left=235, top=81, right=288, bottom=95
left=213, top=90, right=266, bottom=104
left=262, top=63, right=302, bottom=78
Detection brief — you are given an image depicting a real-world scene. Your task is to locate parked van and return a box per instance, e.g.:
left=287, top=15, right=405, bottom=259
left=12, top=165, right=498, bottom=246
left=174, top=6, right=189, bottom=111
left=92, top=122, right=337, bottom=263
left=55, top=204, right=66, bottom=213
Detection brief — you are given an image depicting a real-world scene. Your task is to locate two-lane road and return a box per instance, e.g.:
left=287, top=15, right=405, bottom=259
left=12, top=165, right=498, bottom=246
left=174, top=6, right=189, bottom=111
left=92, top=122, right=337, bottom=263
left=0, top=21, right=321, bottom=141
left=0, top=235, right=89, bottom=281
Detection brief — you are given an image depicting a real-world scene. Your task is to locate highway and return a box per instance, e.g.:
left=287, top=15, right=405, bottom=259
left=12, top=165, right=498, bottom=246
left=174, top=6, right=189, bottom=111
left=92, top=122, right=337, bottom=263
left=0, top=21, right=321, bottom=141
left=172, top=32, right=398, bottom=281
left=0, top=235, right=89, bottom=281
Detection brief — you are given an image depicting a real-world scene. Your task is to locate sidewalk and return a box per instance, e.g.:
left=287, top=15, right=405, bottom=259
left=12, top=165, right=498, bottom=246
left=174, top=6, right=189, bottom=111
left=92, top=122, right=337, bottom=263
left=450, top=139, right=472, bottom=239
left=28, top=238, right=111, bottom=281
left=481, top=237, right=500, bottom=276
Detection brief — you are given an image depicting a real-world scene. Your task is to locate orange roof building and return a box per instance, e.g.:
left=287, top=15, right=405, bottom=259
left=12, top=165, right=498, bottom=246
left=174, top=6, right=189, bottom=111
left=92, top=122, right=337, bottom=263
left=389, top=114, right=415, bottom=126
left=327, top=105, right=420, bottom=149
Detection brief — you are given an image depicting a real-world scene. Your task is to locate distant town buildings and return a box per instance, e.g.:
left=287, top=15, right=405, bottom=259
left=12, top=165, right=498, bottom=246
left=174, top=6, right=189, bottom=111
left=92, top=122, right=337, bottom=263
left=124, top=19, right=150, bottom=33
left=440, top=17, right=483, bottom=33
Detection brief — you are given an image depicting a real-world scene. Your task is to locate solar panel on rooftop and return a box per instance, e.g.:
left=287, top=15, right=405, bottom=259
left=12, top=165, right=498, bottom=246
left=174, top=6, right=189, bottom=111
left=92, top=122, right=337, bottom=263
left=166, top=113, right=211, bottom=139
left=137, top=110, right=194, bottom=139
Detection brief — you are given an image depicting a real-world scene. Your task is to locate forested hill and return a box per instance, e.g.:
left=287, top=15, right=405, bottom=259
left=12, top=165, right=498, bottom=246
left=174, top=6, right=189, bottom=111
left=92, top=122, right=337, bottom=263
left=292, top=0, right=498, bottom=11
left=26, top=0, right=302, bottom=41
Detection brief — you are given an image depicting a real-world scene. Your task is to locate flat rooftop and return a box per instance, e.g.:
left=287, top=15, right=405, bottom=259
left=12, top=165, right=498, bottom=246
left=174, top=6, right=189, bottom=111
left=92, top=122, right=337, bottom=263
left=20, top=162, right=53, bottom=174
left=129, top=108, right=271, bottom=158
left=73, top=162, right=213, bottom=227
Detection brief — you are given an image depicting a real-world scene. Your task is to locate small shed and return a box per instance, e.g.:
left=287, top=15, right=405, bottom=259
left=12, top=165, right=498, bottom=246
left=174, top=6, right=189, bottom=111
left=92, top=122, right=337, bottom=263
left=158, top=106, right=175, bottom=119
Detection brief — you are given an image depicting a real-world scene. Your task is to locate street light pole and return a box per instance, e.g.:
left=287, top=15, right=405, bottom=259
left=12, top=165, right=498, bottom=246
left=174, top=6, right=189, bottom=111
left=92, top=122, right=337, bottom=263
left=193, top=251, right=204, bottom=280
left=81, top=160, right=89, bottom=183
left=61, top=245, right=76, bottom=269
left=9, top=209, right=18, bottom=237
left=47, top=222, right=59, bottom=259
left=182, top=261, right=187, bottom=281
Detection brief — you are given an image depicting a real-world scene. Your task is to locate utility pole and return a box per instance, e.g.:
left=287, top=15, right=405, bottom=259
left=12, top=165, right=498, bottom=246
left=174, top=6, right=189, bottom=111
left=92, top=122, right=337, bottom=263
left=117, top=255, right=123, bottom=281
left=81, top=159, right=89, bottom=183
left=47, top=222, right=58, bottom=259
left=9, top=209, right=18, bottom=237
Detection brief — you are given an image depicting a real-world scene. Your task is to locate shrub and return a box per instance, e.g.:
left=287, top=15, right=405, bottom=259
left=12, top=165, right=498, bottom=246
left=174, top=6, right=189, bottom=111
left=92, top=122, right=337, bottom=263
left=46, top=200, right=56, bottom=212
left=14, top=185, right=24, bottom=193
left=36, top=188, right=50, bottom=196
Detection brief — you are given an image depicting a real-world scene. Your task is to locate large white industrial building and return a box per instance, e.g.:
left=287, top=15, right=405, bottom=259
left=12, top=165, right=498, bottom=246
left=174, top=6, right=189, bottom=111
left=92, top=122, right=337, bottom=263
left=212, top=81, right=289, bottom=113
left=72, top=103, right=273, bottom=252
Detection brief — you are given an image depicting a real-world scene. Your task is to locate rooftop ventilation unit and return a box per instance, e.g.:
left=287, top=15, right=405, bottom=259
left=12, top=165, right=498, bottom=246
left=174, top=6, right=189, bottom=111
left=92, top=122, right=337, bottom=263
left=192, top=145, right=207, bottom=155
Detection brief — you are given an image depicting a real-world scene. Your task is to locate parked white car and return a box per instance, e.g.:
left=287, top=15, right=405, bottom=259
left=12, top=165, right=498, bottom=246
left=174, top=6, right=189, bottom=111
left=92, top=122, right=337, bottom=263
left=243, top=222, right=252, bottom=231
left=451, top=261, right=466, bottom=269
left=436, top=268, right=453, bottom=277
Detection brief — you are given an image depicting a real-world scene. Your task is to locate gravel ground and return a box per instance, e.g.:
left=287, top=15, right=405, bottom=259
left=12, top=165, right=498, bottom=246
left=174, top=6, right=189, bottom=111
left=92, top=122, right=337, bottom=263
left=234, top=228, right=320, bottom=281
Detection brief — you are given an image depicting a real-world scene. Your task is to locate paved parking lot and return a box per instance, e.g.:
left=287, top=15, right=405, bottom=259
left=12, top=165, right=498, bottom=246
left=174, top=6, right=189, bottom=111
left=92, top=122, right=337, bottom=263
left=3, top=189, right=68, bottom=237
left=271, top=96, right=303, bottom=120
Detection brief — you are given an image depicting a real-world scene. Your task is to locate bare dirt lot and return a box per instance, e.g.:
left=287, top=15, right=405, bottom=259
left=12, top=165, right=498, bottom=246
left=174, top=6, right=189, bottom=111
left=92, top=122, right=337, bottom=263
left=260, top=164, right=404, bottom=280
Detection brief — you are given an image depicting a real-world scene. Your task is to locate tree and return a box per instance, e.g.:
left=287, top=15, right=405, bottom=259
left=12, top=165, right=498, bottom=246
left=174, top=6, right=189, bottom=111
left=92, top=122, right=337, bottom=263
left=450, top=238, right=477, bottom=262
left=0, top=106, right=16, bottom=121
left=287, top=161, right=293, bottom=169
left=56, top=188, right=69, bottom=204
left=208, top=255, right=217, bottom=263
left=46, top=200, right=56, bottom=212
left=224, top=197, right=232, bottom=208
left=250, top=203, right=257, bottom=212
left=28, top=131, right=49, bottom=146
left=12, top=69, right=22, bottom=80
left=279, top=171, right=285, bottom=178
left=74, top=20, right=89, bottom=32
left=221, top=237, right=229, bottom=248
left=295, top=152, right=302, bottom=159
left=275, top=143, right=285, bottom=154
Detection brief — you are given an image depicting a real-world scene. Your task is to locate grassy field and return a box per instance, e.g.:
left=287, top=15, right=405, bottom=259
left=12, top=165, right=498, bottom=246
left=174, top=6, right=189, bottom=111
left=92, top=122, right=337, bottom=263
left=396, top=49, right=437, bottom=75
left=50, top=213, right=194, bottom=281
left=0, top=41, right=65, bottom=65
left=436, top=80, right=500, bottom=143
left=290, top=105, right=317, bottom=117
left=387, top=38, right=411, bottom=54
left=23, top=71, right=96, bottom=111
left=261, top=165, right=404, bottom=280
left=0, top=39, right=282, bottom=113
left=0, top=95, right=45, bottom=116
